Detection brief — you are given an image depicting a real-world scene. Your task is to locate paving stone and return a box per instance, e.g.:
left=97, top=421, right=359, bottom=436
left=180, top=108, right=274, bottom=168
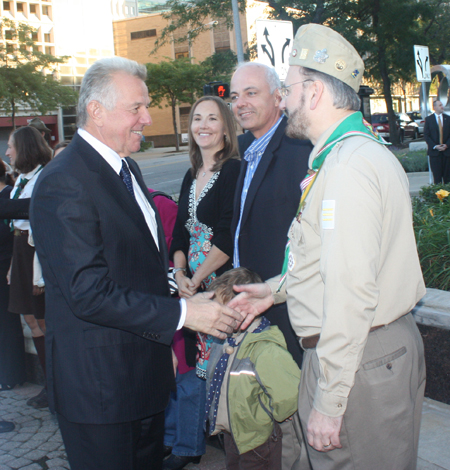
left=11, top=433, right=34, bottom=443
left=21, top=465, right=44, bottom=470
left=0, top=442, right=20, bottom=451
left=0, top=464, right=12, bottom=470
left=22, top=449, right=48, bottom=461
left=13, top=416, right=35, bottom=425
left=8, top=448, right=29, bottom=458
left=46, top=458, right=69, bottom=468
left=38, top=442, right=60, bottom=452
left=4, top=457, right=32, bottom=469
left=0, top=455, right=14, bottom=465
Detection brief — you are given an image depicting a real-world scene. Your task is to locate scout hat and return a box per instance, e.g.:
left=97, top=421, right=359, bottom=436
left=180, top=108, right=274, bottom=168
left=28, top=118, right=51, bottom=134
left=289, top=24, right=364, bottom=92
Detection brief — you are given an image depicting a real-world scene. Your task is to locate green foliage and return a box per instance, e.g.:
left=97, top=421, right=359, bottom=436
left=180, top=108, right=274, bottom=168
left=0, top=18, right=77, bottom=127
left=395, top=150, right=428, bottom=173
left=413, top=184, right=450, bottom=291
left=146, top=58, right=206, bottom=151
left=200, top=49, right=238, bottom=83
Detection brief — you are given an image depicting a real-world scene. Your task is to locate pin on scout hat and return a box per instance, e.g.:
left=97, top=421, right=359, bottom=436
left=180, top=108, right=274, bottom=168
left=289, top=24, right=364, bottom=92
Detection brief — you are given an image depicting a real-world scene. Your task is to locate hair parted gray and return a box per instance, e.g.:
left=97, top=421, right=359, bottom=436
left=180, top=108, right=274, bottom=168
left=234, top=62, right=281, bottom=94
left=300, top=66, right=361, bottom=111
left=77, top=57, right=147, bottom=128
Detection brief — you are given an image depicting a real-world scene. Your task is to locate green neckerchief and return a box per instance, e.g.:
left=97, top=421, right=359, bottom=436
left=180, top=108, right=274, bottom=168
left=277, top=112, right=390, bottom=292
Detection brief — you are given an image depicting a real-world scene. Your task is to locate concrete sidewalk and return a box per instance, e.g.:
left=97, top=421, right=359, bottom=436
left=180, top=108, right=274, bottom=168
left=0, top=383, right=449, bottom=470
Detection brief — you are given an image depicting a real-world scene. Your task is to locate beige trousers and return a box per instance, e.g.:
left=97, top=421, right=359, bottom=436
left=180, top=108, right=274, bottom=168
left=297, top=313, right=426, bottom=470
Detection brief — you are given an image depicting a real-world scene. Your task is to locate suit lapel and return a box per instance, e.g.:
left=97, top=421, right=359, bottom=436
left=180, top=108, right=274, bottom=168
left=74, top=135, right=162, bottom=260
left=240, top=117, right=287, bottom=228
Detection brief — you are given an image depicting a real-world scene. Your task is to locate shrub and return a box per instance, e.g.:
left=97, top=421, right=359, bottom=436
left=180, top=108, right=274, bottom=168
left=413, top=184, right=450, bottom=291
left=395, top=150, right=428, bottom=173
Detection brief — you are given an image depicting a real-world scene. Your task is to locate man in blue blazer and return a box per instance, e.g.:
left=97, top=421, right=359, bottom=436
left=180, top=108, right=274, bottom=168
left=29, top=57, right=241, bottom=470
left=230, top=62, right=312, bottom=470
left=424, top=99, right=450, bottom=184
left=230, top=62, right=312, bottom=367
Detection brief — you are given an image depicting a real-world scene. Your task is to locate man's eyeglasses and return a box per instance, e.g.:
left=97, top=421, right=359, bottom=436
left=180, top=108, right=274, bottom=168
left=279, top=79, right=313, bottom=98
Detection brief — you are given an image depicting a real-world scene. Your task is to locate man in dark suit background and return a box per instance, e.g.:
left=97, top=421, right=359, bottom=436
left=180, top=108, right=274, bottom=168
left=424, top=99, right=450, bottom=184
left=229, top=62, right=312, bottom=469
left=29, top=57, right=241, bottom=470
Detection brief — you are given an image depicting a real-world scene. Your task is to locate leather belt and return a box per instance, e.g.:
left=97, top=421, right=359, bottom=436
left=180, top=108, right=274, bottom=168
left=300, top=324, right=384, bottom=350
left=14, top=229, right=29, bottom=237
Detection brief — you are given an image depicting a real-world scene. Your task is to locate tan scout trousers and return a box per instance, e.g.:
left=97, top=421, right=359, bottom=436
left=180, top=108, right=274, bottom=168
left=297, top=313, right=426, bottom=470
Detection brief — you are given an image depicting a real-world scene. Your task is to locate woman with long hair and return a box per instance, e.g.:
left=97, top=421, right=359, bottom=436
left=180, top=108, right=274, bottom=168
left=0, top=159, right=26, bottom=392
left=6, top=126, right=52, bottom=408
left=164, top=96, right=240, bottom=470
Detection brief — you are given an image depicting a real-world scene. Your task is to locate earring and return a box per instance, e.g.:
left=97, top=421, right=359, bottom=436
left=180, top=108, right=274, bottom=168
left=224, top=134, right=227, bottom=141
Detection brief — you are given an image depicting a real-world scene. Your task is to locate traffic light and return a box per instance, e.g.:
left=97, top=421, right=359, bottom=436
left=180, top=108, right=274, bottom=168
left=203, top=82, right=230, bottom=99
left=213, top=83, right=230, bottom=98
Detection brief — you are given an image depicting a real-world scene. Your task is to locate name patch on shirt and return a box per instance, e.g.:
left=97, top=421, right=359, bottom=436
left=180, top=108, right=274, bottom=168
left=322, top=200, right=335, bottom=230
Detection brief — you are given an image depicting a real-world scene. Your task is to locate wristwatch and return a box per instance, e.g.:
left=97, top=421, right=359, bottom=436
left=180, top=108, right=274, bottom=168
left=172, top=267, right=186, bottom=275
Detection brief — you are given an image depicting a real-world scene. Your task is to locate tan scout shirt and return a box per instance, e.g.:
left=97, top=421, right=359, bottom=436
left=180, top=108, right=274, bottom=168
left=267, top=117, right=425, bottom=418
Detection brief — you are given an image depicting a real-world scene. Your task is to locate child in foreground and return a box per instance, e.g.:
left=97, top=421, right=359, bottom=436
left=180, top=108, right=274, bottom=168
left=205, top=267, right=301, bottom=470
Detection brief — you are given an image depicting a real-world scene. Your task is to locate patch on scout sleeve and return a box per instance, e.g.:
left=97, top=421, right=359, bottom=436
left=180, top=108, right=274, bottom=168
left=322, top=200, right=335, bottom=229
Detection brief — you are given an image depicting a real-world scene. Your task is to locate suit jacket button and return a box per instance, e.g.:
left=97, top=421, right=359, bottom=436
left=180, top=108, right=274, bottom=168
left=155, top=334, right=160, bottom=340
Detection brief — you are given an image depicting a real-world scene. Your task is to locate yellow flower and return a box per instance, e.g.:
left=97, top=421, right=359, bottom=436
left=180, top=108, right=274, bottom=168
left=430, top=209, right=434, bottom=217
left=436, top=189, right=450, bottom=201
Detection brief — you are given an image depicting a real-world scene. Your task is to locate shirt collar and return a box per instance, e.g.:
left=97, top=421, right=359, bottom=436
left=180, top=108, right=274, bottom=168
left=244, top=116, right=283, bottom=162
left=20, top=165, right=43, bottom=181
left=78, top=128, right=124, bottom=175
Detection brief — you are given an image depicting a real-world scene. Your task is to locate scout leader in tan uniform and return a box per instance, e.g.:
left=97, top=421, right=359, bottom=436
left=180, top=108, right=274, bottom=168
left=230, top=24, right=426, bottom=470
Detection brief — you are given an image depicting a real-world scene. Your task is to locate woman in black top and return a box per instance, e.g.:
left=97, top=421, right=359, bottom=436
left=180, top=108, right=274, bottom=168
left=0, top=160, right=26, bottom=391
left=164, top=96, right=240, bottom=470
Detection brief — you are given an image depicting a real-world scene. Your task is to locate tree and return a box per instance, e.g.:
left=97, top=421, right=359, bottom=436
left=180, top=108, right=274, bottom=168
left=200, top=49, right=239, bottom=83
left=158, top=0, right=450, bottom=145
left=146, top=58, right=207, bottom=151
left=0, top=18, right=77, bottom=129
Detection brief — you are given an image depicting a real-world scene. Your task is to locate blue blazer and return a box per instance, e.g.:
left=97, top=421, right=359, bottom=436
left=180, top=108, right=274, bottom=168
left=231, top=116, right=312, bottom=365
left=30, top=133, right=180, bottom=424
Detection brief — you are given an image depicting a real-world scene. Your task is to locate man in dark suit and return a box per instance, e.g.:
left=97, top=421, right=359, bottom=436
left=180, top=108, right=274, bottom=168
left=424, top=99, right=450, bottom=184
left=29, top=57, right=241, bottom=470
left=230, top=62, right=312, bottom=469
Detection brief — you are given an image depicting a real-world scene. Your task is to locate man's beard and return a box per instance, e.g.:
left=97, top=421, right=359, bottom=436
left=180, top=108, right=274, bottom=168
left=285, top=96, right=310, bottom=140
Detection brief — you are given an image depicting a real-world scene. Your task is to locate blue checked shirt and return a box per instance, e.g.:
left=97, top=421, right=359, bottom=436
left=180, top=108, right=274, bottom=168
left=233, top=116, right=283, bottom=267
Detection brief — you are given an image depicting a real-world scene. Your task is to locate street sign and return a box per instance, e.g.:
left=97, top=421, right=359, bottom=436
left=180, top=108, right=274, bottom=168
left=256, top=20, right=293, bottom=80
left=414, top=45, right=431, bottom=82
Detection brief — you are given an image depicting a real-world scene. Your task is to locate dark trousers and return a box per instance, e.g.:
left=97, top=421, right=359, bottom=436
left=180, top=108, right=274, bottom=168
left=223, top=422, right=282, bottom=470
left=430, top=152, right=450, bottom=184
left=57, top=411, right=165, bottom=470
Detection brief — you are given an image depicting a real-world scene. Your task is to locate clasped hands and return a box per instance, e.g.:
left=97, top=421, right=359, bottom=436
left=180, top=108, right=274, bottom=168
left=183, top=280, right=274, bottom=340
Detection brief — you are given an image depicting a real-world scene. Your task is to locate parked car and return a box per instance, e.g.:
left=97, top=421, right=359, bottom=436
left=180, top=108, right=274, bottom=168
left=371, top=113, right=420, bottom=142
left=407, top=111, right=425, bottom=135
left=397, top=113, right=420, bottom=140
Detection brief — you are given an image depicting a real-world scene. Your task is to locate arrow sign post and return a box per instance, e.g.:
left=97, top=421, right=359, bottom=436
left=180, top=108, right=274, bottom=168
left=256, top=20, right=294, bottom=80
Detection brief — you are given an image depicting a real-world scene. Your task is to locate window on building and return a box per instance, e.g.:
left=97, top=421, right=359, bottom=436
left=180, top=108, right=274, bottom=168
left=5, top=30, right=13, bottom=40
left=215, top=46, right=231, bottom=53
left=3, top=2, right=10, bottom=11
left=6, top=43, right=14, bottom=53
left=130, top=29, right=157, bottom=40
left=30, top=4, right=37, bottom=13
left=44, top=33, right=51, bottom=43
left=17, top=2, right=24, bottom=12
left=31, top=30, right=38, bottom=41
left=42, top=5, right=49, bottom=15
left=45, top=46, right=53, bottom=55
left=175, top=51, right=189, bottom=59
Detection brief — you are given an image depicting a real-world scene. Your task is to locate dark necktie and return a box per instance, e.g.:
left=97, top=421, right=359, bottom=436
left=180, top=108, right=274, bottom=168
left=120, top=159, right=135, bottom=199
left=13, top=177, right=29, bottom=199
